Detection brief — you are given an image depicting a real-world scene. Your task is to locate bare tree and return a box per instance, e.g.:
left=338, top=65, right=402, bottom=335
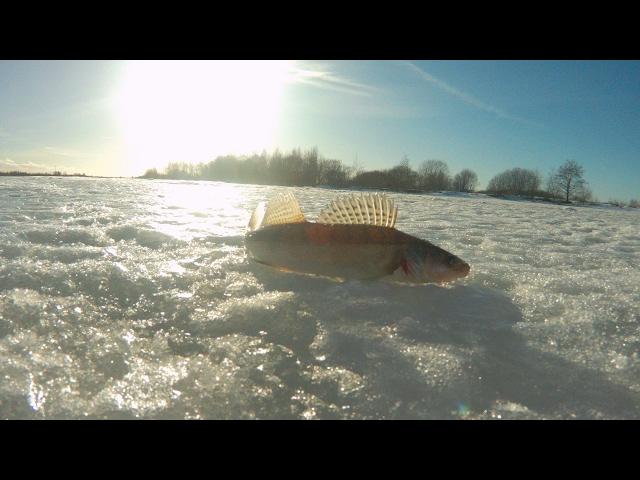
left=452, top=169, right=478, bottom=192
left=548, top=160, right=587, bottom=203
left=142, top=167, right=160, bottom=178
left=546, top=173, right=562, bottom=199
left=488, top=168, right=541, bottom=195
left=351, top=155, right=364, bottom=179
left=388, top=156, right=417, bottom=190
left=318, top=158, right=349, bottom=187
left=351, top=170, right=391, bottom=189
left=418, top=159, right=451, bottom=191
left=301, top=147, right=320, bottom=185
left=572, top=185, right=593, bottom=203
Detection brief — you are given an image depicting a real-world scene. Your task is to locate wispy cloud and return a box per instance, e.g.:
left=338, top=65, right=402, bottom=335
left=43, top=146, right=93, bottom=159
left=0, top=158, right=54, bottom=171
left=289, top=63, right=379, bottom=97
left=401, top=61, right=538, bottom=126
left=0, top=145, right=96, bottom=173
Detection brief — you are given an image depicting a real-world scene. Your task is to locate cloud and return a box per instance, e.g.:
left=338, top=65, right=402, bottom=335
left=0, top=152, right=79, bottom=173
left=0, top=158, right=53, bottom=171
left=401, top=61, right=538, bottom=126
left=0, top=142, right=109, bottom=176
left=289, top=63, right=379, bottom=97
left=43, top=146, right=92, bottom=159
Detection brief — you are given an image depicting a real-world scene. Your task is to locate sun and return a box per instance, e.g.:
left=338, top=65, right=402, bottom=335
left=113, top=60, right=292, bottom=176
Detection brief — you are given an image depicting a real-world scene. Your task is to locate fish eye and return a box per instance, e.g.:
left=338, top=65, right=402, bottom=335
left=448, top=256, right=457, bottom=265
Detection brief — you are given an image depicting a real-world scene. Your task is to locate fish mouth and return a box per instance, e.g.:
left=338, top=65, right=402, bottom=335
left=436, top=261, right=470, bottom=283
left=458, top=262, right=471, bottom=277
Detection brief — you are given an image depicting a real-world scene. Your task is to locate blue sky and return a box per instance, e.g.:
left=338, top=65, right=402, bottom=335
left=1, top=60, right=639, bottom=201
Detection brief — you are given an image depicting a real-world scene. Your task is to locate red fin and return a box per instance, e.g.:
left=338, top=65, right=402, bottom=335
left=400, top=258, right=410, bottom=275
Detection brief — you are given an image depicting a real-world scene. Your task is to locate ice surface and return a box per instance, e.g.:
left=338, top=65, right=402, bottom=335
left=0, top=177, right=639, bottom=419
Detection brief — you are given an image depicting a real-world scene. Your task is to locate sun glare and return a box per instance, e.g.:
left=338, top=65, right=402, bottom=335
left=113, top=60, right=292, bottom=176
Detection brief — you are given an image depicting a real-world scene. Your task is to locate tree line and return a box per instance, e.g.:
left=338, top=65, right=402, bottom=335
left=142, top=148, right=479, bottom=193
left=0, top=170, right=87, bottom=177
left=485, top=160, right=597, bottom=203
left=141, top=148, right=637, bottom=205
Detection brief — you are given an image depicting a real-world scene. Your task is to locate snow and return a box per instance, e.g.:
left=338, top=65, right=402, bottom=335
left=0, top=176, right=639, bottom=419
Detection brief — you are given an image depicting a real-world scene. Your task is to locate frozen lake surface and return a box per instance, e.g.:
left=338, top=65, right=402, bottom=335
left=1, top=177, right=639, bottom=419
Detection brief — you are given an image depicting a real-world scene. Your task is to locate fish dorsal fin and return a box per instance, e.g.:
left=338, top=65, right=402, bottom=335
left=316, top=193, right=398, bottom=228
left=248, top=201, right=267, bottom=231
left=248, top=192, right=306, bottom=231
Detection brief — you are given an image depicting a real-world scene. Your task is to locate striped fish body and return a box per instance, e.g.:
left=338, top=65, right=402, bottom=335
left=246, top=222, right=410, bottom=280
left=245, top=192, right=470, bottom=283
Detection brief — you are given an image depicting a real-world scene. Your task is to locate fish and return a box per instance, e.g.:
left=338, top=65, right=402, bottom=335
left=245, top=192, right=470, bottom=284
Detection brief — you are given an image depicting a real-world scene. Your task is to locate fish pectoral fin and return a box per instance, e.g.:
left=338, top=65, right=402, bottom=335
left=388, top=255, right=423, bottom=283
left=249, top=192, right=306, bottom=231
left=252, top=258, right=295, bottom=273
left=316, top=193, right=398, bottom=228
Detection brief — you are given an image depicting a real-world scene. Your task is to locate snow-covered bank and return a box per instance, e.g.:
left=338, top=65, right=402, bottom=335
left=1, top=177, right=639, bottom=419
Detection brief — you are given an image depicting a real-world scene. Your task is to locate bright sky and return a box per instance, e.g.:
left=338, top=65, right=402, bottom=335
left=1, top=60, right=639, bottom=201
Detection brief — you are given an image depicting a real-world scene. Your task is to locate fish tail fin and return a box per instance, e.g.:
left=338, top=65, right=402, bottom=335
left=248, top=192, right=306, bottom=231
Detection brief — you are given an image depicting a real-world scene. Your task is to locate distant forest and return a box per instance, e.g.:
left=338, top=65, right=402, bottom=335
left=142, top=148, right=483, bottom=194
left=141, top=147, right=637, bottom=205
left=0, top=170, right=87, bottom=177
left=4, top=149, right=634, bottom=206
